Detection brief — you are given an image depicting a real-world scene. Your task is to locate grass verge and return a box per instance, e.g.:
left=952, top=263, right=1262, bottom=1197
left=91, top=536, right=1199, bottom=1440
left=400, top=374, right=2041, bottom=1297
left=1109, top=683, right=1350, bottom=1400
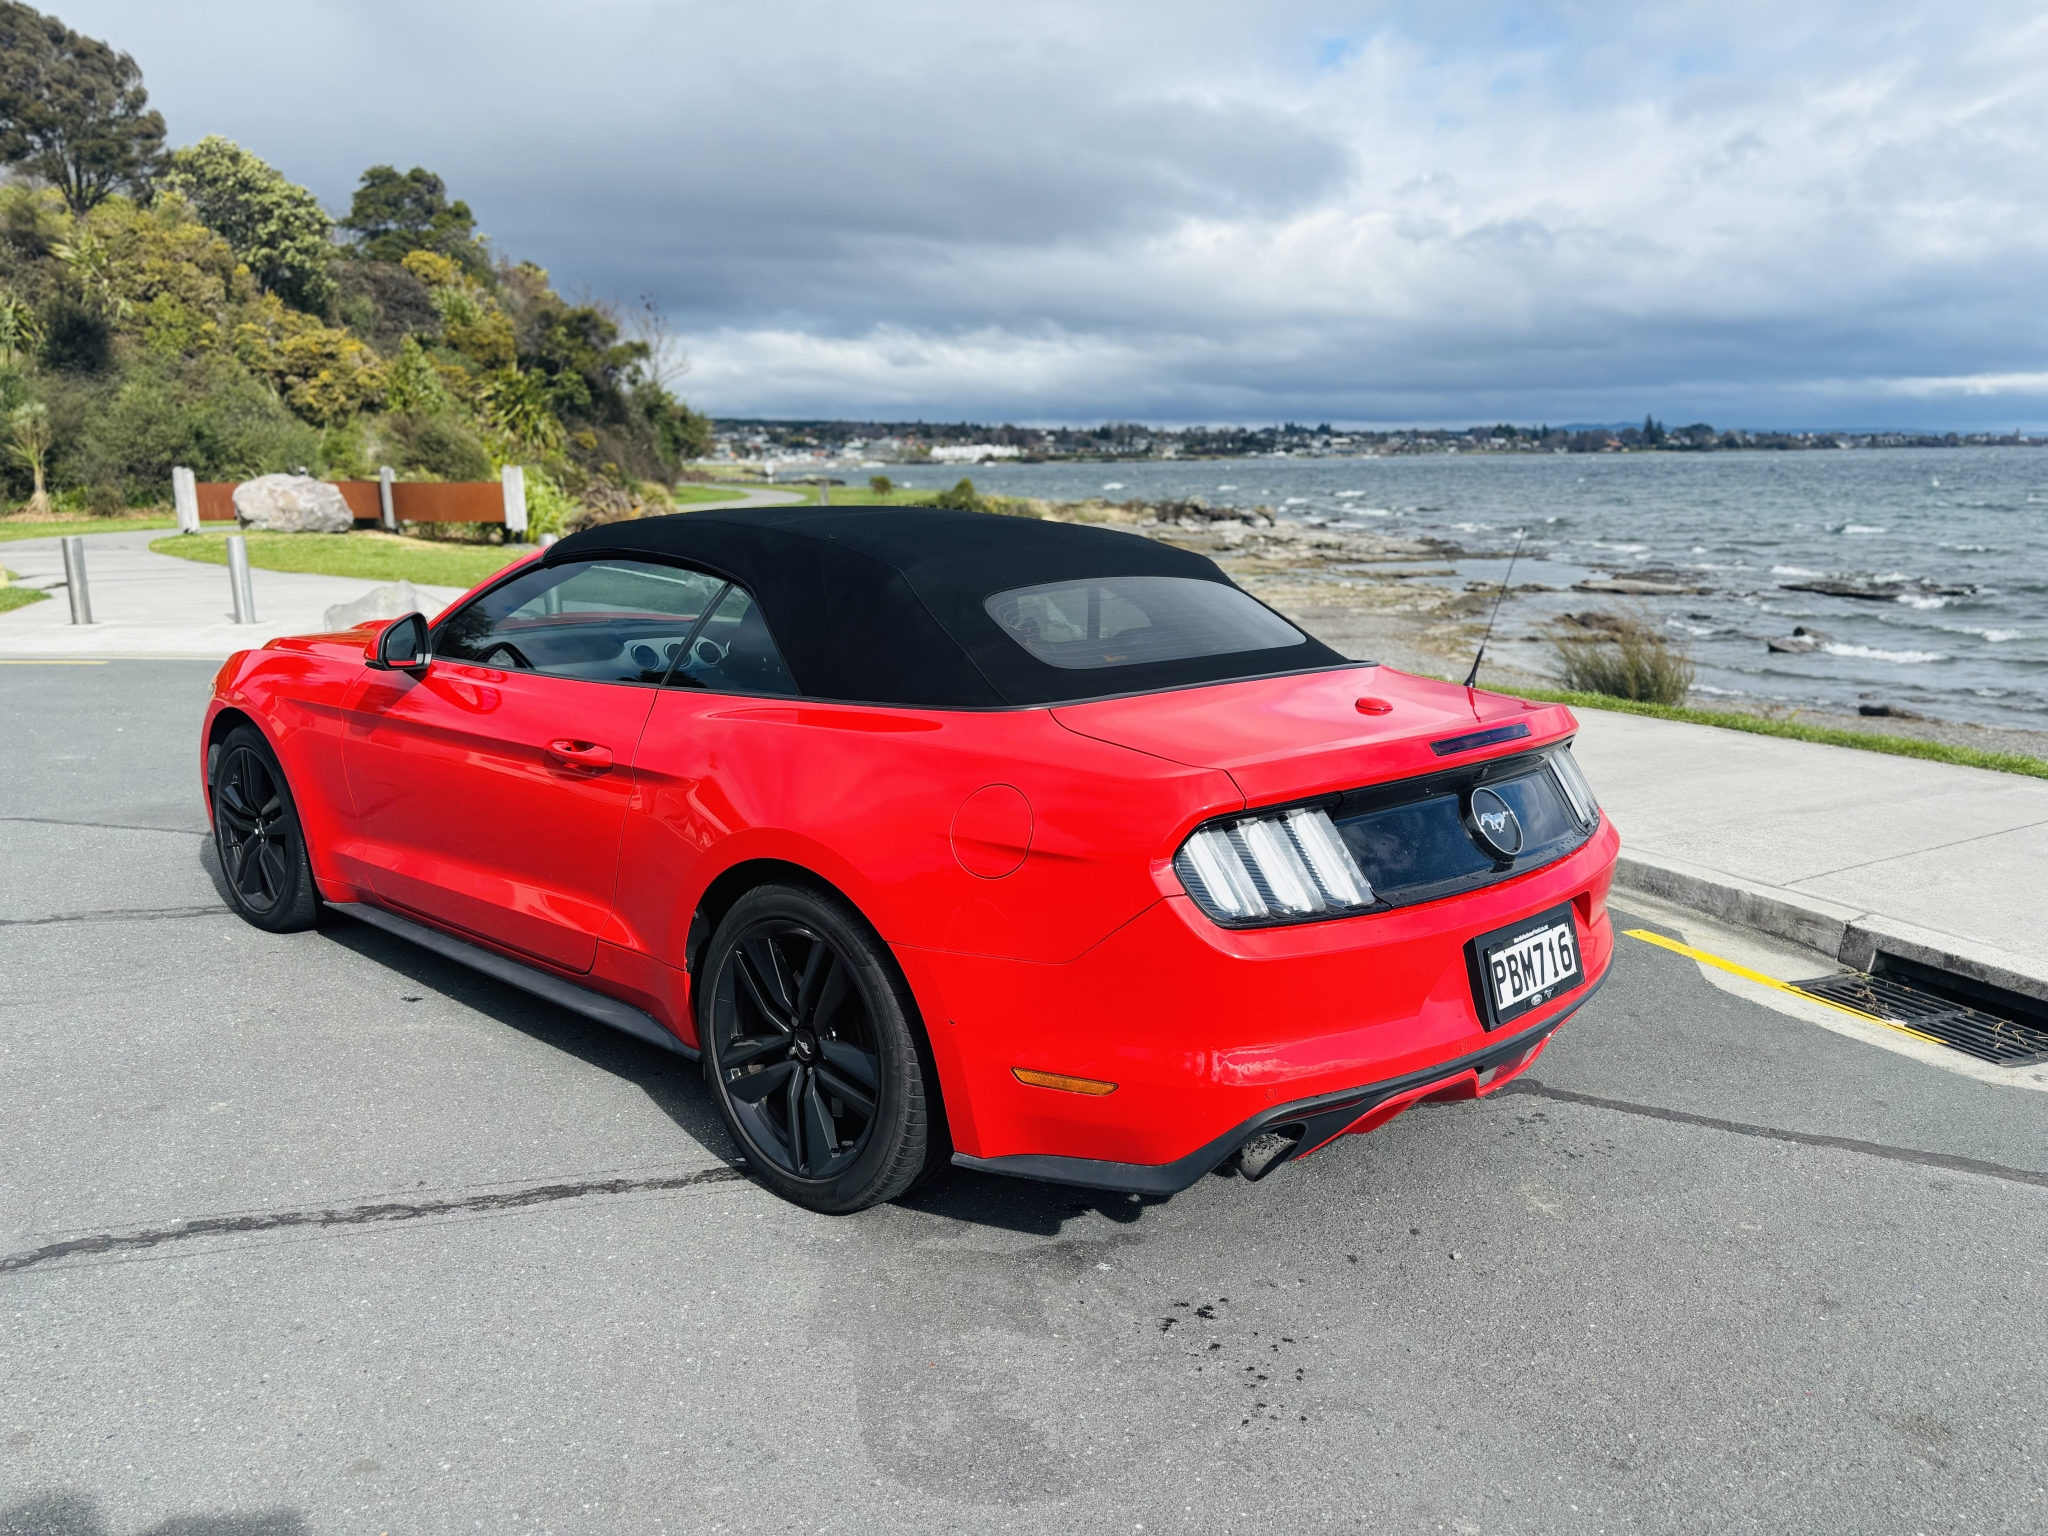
left=1, top=515, right=177, bottom=543
left=1512, top=685, right=2048, bottom=780
left=672, top=484, right=760, bottom=505
left=0, top=576, right=49, bottom=613
left=151, top=530, right=529, bottom=589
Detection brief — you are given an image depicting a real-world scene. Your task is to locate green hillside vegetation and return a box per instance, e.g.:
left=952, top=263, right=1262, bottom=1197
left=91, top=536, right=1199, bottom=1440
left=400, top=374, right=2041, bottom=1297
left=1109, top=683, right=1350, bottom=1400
left=0, top=3, right=712, bottom=537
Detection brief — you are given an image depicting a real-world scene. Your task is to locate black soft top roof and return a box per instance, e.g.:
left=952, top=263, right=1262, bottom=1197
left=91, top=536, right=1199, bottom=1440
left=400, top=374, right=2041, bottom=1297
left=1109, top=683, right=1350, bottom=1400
left=543, top=505, right=1346, bottom=707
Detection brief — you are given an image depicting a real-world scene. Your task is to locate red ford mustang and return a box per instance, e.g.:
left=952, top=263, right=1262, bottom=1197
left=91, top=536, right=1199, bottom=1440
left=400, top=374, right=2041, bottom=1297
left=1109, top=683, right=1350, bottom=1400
left=203, top=506, right=1618, bottom=1212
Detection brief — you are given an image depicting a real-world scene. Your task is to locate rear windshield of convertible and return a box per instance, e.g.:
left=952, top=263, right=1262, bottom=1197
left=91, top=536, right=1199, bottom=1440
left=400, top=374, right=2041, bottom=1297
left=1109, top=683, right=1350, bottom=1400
left=986, top=576, right=1308, bottom=670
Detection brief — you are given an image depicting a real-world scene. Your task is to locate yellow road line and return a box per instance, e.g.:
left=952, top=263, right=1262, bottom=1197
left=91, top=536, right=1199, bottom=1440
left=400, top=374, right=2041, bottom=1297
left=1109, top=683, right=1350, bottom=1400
left=1623, top=927, right=1947, bottom=1047
left=0, top=659, right=107, bottom=665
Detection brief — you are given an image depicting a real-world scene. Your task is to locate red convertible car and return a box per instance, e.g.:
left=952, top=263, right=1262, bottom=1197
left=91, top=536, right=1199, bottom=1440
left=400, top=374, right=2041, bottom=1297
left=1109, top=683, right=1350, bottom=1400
left=204, top=506, right=1617, bottom=1212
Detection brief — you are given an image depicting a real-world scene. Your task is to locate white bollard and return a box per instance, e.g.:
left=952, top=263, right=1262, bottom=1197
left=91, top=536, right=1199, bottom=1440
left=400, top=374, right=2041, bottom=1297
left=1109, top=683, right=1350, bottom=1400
left=819, top=480, right=831, bottom=507
left=60, top=536, right=93, bottom=624
left=171, top=466, right=200, bottom=534
left=226, top=534, right=256, bottom=624
left=378, top=465, right=397, bottom=531
left=501, top=464, right=528, bottom=539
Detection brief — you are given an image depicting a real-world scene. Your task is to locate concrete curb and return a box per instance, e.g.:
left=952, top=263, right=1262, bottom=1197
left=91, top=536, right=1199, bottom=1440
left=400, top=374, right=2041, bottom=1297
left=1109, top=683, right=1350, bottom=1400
left=1613, top=850, right=2048, bottom=1009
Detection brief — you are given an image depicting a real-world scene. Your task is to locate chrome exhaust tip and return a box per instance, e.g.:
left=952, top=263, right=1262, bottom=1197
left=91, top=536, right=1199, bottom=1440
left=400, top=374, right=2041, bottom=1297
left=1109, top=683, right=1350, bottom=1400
left=1235, top=1125, right=1305, bottom=1182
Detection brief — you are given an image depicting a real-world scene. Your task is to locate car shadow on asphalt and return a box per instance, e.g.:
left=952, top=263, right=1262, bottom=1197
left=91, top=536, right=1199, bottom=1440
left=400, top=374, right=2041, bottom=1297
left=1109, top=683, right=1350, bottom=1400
left=310, top=909, right=739, bottom=1163
left=307, top=910, right=1190, bottom=1237
left=219, top=848, right=1192, bottom=1238
left=0, top=1490, right=308, bottom=1535
left=897, top=1172, right=1176, bottom=1235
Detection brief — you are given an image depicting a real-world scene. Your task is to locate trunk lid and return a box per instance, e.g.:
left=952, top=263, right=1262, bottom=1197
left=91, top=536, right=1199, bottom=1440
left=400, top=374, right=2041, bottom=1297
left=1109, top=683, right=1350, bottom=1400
left=1052, top=665, right=1576, bottom=805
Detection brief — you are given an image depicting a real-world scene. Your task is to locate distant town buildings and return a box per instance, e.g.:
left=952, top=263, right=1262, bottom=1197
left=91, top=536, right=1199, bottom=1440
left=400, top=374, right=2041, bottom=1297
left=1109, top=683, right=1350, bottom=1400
left=705, top=417, right=2040, bottom=466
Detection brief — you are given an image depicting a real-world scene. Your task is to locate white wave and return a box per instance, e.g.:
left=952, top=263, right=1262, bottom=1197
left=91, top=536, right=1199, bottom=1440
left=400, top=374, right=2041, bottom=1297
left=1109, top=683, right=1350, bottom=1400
left=1822, top=643, right=1948, bottom=664
left=1836, top=523, right=1887, bottom=535
left=1283, top=497, right=1309, bottom=505
left=1771, top=565, right=1824, bottom=577
left=1334, top=490, right=1364, bottom=498
left=1960, top=627, right=2024, bottom=643
left=1691, top=683, right=1743, bottom=696
left=1215, top=484, right=1237, bottom=491
left=1894, top=594, right=1950, bottom=610
left=1592, top=542, right=1649, bottom=554
left=1101, top=482, right=1124, bottom=491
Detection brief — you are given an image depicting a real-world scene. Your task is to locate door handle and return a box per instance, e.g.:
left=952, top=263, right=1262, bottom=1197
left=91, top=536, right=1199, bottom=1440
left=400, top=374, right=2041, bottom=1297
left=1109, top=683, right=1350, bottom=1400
left=546, top=739, right=614, bottom=772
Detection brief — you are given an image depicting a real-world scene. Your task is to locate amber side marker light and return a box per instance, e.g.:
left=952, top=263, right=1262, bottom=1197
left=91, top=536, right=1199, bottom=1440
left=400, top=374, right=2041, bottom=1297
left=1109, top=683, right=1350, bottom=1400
left=1012, top=1067, right=1118, bottom=1096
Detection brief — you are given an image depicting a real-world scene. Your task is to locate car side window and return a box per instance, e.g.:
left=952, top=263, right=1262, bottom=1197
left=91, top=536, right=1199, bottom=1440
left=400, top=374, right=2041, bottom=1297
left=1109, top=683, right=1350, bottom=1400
left=433, top=559, right=728, bottom=684
left=669, top=584, right=798, bottom=696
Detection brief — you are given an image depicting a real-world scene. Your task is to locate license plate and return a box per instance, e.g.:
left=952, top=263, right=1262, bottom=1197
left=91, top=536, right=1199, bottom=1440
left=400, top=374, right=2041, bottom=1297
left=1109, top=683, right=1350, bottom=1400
left=1468, top=903, right=1584, bottom=1029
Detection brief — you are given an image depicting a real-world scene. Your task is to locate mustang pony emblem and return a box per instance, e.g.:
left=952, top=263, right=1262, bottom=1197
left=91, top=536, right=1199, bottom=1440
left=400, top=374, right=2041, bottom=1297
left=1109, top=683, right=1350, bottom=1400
left=1467, top=787, right=1525, bottom=858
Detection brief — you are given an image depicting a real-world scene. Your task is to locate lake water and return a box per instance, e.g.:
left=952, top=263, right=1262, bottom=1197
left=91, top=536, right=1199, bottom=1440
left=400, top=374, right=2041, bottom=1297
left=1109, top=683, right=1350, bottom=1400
left=877, top=449, right=2048, bottom=731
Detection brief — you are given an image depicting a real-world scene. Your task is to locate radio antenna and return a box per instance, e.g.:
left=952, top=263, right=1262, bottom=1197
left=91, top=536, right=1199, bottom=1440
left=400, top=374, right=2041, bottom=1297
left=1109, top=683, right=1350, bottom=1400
left=1462, top=527, right=1527, bottom=689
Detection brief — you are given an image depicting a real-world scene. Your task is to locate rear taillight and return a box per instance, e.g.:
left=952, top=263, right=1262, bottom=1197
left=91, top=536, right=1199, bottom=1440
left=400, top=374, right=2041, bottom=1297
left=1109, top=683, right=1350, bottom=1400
left=1174, top=806, right=1375, bottom=926
left=1550, top=745, right=1599, bottom=829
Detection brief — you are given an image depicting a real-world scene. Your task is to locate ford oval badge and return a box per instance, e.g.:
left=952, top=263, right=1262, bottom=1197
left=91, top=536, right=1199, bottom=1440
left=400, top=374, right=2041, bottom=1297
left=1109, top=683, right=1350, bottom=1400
left=1467, top=786, right=1524, bottom=859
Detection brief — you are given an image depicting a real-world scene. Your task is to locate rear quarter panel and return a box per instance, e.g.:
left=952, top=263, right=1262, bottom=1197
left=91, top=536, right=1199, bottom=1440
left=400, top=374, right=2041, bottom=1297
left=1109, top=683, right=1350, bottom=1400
left=613, top=696, right=1245, bottom=970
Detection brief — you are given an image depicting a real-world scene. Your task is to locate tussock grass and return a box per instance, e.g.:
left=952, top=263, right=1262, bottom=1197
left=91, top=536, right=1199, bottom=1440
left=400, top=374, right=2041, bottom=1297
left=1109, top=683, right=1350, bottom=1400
left=1551, top=610, right=1695, bottom=704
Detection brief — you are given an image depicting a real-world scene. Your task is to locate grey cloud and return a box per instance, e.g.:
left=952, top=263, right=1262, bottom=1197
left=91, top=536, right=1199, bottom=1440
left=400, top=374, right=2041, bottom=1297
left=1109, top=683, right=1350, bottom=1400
left=50, top=0, right=2048, bottom=427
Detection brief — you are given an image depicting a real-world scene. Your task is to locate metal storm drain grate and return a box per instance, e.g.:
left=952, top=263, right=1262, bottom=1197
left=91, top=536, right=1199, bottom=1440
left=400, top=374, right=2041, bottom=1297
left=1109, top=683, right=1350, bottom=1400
left=1792, top=971, right=2048, bottom=1067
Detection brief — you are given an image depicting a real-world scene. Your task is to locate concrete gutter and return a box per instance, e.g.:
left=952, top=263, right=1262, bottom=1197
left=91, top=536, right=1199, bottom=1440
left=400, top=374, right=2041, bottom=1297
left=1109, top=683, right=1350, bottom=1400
left=1613, top=849, right=2048, bottom=1009
left=1571, top=709, right=2048, bottom=1008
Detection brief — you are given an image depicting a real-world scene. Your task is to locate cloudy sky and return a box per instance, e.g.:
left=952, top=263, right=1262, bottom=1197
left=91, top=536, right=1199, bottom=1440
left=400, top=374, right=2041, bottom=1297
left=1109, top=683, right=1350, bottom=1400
left=57, top=0, right=2048, bottom=429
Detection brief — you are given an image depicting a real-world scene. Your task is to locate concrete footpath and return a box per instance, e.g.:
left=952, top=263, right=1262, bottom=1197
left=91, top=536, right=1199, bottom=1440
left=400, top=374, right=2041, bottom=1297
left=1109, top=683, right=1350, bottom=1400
left=1574, top=710, right=2048, bottom=1004
left=0, top=528, right=468, bottom=658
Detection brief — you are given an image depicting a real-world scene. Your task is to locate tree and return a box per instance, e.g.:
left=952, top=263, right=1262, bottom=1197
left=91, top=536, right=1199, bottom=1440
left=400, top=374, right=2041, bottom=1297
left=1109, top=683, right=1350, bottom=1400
left=0, top=3, right=164, bottom=214
left=161, top=136, right=334, bottom=313
left=340, top=165, right=484, bottom=271
left=8, top=398, right=50, bottom=513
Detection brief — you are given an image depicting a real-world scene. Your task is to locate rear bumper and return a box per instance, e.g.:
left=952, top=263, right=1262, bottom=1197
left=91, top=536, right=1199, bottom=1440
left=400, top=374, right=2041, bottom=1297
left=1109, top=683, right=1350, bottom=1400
left=902, top=816, right=1619, bottom=1175
left=950, top=983, right=1594, bottom=1193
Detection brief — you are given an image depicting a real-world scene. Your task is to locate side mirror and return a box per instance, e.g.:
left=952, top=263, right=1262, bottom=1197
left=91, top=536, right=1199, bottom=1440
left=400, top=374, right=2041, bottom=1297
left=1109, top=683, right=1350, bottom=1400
left=366, top=611, right=430, bottom=672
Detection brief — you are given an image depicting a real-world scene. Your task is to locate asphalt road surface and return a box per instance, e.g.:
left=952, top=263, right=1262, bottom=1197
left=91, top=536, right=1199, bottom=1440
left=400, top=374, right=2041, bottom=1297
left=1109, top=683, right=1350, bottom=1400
left=3, top=661, right=2044, bottom=1536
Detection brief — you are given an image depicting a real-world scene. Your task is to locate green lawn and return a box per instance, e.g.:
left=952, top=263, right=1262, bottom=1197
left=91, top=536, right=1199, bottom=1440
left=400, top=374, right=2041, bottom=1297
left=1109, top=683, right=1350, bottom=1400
left=152, top=530, right=531, bottom=589
left=0, top=573, right=49, bottom=613
left=0, top=515, right=177, bottom=544
left=1512, top=685, right=2048, bottom=780
left=673, top=483, right=758, bottom=505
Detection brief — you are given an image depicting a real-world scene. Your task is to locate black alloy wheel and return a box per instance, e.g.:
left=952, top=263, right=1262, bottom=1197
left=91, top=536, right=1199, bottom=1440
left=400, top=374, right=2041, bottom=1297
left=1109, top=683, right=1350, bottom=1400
left=701, top=883, right=946, bottom=1213
left=211, top=724, right=319, bottom=932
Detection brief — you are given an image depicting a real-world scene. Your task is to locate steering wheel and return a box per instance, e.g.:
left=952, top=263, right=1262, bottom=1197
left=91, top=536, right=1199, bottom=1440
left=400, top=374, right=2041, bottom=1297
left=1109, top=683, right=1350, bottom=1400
left=476, top=640, right=535, bottom=670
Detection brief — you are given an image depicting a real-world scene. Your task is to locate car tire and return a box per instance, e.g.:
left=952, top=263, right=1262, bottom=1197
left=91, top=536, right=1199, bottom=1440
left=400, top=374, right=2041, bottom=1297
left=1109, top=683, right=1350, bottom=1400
left=210, top=724, right=320, bottom=933
left=699, top=882, right=946, bottom=1213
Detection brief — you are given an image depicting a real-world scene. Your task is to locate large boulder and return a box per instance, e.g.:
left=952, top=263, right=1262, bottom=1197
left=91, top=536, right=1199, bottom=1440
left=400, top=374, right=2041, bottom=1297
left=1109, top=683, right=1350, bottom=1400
left=233, top=474, right=353, bottom=533
left=324, top=580, right=429, bottom=632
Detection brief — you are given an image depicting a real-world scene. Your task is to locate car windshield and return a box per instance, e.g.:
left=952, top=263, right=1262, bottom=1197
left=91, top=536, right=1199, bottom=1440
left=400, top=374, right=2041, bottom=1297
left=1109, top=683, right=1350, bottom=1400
left=984, top=576, right=1307, bottom=671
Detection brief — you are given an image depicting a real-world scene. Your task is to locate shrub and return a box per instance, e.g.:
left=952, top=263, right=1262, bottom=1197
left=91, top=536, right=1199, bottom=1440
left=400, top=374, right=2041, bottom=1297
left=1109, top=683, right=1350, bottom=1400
left=933, top=477, right=988, bottom=512
left=521, top=465, right=576, bottom=538
left=869, top=474, right=892, bottom=496
left=381, top=410, right=491, bottom=481
left=71, top=354, right=322, bottom=494
left=39, top=297, right=111, bottom=372
left=1550, top=610, right=1695, bottom=704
